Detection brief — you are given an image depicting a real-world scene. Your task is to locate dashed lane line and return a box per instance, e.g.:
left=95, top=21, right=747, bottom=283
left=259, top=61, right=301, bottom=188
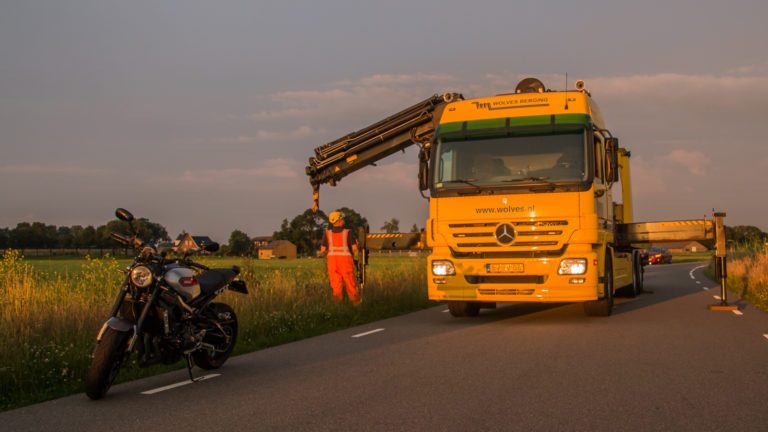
left=442, top=309, right=450, bottom=313
left=351, top=328, right=385, bottom=338
left=732, top=310, right=743, bottom=316
left=763, top=334, right=768, bottom=341
left=696, top=281, right=701, bottom=284
left=714, top=295, right=721, bottom=300
left=702, top=286, right=710, bottom=290
left=141, top=374, right=220, bottom=395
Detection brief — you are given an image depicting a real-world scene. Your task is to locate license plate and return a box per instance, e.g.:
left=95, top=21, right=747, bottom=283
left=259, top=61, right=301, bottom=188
left=486, top=263, right=524, bottom=273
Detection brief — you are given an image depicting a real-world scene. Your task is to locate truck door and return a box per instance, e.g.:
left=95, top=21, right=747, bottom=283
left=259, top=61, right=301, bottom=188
left=594, top=132, right=615, bottom=234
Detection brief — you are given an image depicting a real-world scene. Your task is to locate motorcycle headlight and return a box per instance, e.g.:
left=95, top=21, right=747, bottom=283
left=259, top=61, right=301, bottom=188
left=130, top=265, right=154, bottom=288
left=558, top=258, right=587, bottom=275
left=432, top=260, right=456, bottom=276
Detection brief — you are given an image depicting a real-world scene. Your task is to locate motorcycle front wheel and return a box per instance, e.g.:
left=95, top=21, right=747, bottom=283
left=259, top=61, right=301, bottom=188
left=85, top=327, right=130, bottom=400
left=193, top=302, right=238, bottom=370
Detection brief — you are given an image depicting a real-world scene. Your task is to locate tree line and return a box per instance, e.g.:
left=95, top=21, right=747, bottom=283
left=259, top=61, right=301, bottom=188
left=726, top=225, right=768, bottom=245
left=0, top=219, right=169, bottom=250
left=226, top=208, right=423, bottom=257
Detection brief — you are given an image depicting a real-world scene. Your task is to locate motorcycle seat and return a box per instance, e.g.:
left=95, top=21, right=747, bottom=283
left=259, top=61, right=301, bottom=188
left=197, top=268, right=238, bottom=295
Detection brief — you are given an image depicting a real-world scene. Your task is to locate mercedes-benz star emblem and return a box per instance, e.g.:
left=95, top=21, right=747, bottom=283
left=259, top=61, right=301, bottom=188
left=495, top=223, right=516, bottom=246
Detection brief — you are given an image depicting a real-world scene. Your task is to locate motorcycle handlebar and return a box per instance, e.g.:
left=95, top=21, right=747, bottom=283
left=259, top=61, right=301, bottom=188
left=186, top=260, right=210, bottom=271
left=110, top=232, right=130, bottom=245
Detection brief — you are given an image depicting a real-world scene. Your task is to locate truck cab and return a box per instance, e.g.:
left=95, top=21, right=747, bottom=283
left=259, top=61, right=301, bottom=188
left=426, top=80, right=634, bottom=316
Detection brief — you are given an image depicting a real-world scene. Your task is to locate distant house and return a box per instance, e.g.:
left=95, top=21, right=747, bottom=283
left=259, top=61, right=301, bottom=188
left=252, top=236, right=273, bottom=249
left=653, top=241, right=709, bottom=253
left=257, top=239, right=297, bottom=260
left=174, top=232, right=216, bottom=253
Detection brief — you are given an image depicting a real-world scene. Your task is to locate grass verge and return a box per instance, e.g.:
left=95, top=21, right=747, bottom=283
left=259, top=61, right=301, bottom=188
left=701, top=244, right=768, bottom=312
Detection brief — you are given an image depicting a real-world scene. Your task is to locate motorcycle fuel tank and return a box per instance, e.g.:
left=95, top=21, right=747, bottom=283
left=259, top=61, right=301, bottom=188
left=163, top=265, right=201, bottom=300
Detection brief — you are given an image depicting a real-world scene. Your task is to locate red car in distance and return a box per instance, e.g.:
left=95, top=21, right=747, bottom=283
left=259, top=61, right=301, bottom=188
left=644, top=247, right=672, bottom=265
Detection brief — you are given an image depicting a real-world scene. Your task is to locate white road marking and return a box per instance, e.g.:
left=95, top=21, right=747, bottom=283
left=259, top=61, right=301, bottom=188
left=763, top=334, right=768, bottom=341
left=732, top=310, right=743, bottom=316
left=696, top=281, right=701, bottom=284
left=713, top=295, right=721, bottom=300
left=702, top=287, right=710, bottom=290
left=141, top=374, right=220, bottom=395
left=442, top=309, right=450, bottom=313
left=352, top=328, right=385, bottom=338
left=689, top=265, right=706, bottom=280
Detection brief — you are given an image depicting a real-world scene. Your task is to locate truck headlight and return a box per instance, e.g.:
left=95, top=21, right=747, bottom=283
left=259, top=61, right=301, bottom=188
left=130, top=265, right=154, bottom=287
left=432, top=260, right=456, bottom=276
left=558, top=258, right=587, bottom=275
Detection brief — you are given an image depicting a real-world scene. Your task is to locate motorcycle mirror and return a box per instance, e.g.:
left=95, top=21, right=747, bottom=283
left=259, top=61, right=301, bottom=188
left=115, top=208, right=135, bottom=223
left=202, top=242, right=220, bottom=253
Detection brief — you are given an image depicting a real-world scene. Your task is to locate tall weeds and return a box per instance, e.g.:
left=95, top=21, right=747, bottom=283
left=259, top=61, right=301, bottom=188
left=0, top=252, right=429, bottom=410
left=724, top=245, right=768, bottom=311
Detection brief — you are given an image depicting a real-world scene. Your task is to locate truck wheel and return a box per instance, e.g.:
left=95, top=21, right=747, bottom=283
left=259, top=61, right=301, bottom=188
left=584, top=254, right=614, bottom=317
left=633, top=252, right=644, bottom=294
left=621, top=251, right=640, bottom=298
left=448, top=301, right=480, bottom=317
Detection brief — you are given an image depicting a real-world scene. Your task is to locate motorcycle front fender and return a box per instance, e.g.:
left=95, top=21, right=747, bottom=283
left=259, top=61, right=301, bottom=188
left=96, top=317, right=134, bottom=342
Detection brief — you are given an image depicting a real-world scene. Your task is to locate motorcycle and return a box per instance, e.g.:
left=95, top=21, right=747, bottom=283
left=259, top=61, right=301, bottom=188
left=85, top=208, right=248, bottom=400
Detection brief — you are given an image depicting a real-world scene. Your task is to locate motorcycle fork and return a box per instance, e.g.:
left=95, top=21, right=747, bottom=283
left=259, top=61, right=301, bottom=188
left=96, top=281, right=130, bottom=342
left=108, top=281, right=130, bottom=318
left=127, top=287, right=160, bottom=352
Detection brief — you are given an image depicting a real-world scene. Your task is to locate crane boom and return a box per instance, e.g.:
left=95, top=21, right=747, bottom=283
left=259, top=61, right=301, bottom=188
left=305, top=92, right=462, bottom=211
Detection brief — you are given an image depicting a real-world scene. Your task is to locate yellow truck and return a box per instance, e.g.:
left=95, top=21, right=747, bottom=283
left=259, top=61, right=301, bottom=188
left=306, top=77, right=716, bottom=317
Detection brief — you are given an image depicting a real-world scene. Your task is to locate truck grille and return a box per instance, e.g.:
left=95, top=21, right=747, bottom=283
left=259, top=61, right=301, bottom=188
left=451, top=246, right=568, bottom=259
left=477, top=288, right=536, bottom=296
left=447, top=220, right=568, bottom=250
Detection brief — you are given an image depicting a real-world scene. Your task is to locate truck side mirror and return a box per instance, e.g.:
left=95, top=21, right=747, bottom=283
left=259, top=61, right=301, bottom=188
left=418, top=148, right=430, bottom=191
left=606, top=137, right=620, bottom=183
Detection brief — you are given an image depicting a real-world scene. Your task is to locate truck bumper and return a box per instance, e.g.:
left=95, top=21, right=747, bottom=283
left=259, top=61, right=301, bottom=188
left=428, top=247, right=600, bottom=303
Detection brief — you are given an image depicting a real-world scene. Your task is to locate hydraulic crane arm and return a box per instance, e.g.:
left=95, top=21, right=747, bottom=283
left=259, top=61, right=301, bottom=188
left=305, top=92, right=462, bottom=211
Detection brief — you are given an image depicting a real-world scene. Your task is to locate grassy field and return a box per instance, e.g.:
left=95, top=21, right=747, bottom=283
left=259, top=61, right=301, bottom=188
left=0, top=251, right=432, bottom=411
left=671, top=251, right=713, bottom=263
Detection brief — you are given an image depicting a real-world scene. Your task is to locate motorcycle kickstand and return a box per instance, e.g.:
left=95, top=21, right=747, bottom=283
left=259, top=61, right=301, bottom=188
left=186, top=354, right=201, bottom=382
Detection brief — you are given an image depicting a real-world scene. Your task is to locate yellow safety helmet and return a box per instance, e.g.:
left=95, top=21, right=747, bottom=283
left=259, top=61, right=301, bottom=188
left=328, top=211, right=344, bottom=224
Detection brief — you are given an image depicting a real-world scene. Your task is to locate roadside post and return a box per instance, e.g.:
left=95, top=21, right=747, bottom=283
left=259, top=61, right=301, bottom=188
left=356, top=225, right=369, bottom=298
left=708, top=212, right=737, bottom=311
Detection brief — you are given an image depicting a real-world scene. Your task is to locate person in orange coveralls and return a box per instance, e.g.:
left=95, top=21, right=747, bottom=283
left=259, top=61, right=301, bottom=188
left=319, top=210, right=361, bottom=305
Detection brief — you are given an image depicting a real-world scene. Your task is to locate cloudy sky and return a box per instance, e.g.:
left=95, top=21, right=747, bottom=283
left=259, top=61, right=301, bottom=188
left=2, top=0, right=767, bottom=241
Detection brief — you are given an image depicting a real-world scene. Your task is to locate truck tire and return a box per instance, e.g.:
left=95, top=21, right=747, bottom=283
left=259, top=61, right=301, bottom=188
left=448, top=301, right=480, bottom=318
left=633, top=252, right=644, bottom=294
left=621, top=251, right=641, bottom=298
left=584, top=254, right=614, bottom=317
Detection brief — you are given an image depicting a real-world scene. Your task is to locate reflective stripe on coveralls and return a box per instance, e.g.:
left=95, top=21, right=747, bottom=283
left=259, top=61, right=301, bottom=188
left=327, top=229, right=352, bottom=256
left=325, top=229, right=359, bottom=304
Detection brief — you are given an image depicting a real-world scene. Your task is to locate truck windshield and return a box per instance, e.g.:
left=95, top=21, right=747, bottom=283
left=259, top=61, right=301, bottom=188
left=433, top=131, right=587, bottom=190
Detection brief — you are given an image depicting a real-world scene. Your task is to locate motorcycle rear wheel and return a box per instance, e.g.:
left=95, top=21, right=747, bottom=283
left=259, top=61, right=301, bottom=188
left=85, top=327, right=130, bottom=400
left=193, top=303, right=238, bottom=370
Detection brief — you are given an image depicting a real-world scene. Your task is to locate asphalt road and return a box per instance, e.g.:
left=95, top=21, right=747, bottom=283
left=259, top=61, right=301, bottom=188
left=3, top=262, right=768, bottom=431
